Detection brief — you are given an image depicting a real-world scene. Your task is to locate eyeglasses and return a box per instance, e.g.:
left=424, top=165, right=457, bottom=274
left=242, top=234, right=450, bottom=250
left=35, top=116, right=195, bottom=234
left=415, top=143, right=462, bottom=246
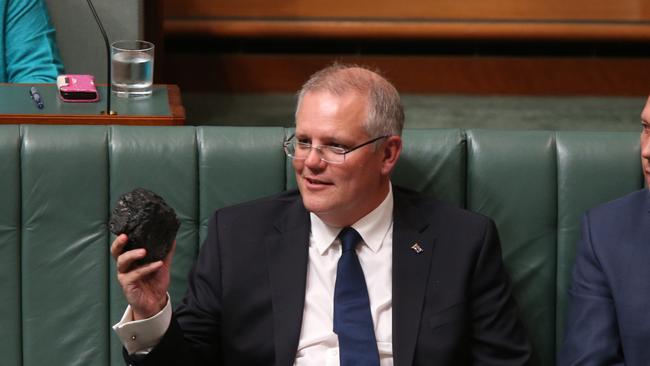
left=283, top=134, right=389, bottom=164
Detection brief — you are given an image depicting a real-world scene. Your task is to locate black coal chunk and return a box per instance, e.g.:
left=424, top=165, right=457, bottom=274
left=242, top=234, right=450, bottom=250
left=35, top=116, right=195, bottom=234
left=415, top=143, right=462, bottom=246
left=109, top=188, right=180, bottom=266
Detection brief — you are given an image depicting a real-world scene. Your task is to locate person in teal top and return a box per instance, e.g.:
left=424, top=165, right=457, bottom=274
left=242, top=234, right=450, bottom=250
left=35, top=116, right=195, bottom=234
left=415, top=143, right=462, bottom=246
left=0, top=0, right=64, bottom=82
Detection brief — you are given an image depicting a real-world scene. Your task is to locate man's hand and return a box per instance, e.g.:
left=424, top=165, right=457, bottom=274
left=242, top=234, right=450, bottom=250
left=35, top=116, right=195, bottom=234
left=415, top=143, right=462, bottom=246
left=111, top=234, right=175, bottom=320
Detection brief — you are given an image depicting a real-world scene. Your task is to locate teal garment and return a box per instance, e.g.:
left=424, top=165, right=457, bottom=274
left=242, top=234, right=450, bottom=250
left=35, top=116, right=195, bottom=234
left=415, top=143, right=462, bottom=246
left=0, top=0, right=63, bottom=82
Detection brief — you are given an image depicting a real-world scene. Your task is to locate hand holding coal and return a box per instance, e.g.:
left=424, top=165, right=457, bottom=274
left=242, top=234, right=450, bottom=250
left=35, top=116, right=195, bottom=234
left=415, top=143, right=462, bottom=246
left=109, top=188, right=180, bottom=265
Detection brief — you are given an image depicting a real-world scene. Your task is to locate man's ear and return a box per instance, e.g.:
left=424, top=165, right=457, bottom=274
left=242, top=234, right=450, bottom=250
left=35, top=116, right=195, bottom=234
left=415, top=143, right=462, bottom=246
left=380, top=136, right=402, bottom=175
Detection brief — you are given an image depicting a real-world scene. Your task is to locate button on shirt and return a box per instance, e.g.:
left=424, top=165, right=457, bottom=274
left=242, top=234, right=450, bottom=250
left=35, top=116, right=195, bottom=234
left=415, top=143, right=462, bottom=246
left=294, top=188, right=394, bottom=366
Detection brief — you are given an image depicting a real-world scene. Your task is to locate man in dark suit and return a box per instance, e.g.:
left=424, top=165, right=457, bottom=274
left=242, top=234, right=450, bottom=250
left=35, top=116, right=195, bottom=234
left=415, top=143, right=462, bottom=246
left=111, top=64, right=531, bottom=365
left=559, top=95, right=650, bottom=365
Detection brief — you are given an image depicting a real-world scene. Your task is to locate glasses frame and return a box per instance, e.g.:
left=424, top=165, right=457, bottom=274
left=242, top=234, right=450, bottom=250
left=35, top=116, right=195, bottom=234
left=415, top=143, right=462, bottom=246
left=283, top=134, right=389, bottom=164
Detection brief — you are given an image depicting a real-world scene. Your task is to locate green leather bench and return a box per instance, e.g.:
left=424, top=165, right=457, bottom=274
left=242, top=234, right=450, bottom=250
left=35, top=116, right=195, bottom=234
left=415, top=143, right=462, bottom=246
left=0, top=125, right=642, bottom=366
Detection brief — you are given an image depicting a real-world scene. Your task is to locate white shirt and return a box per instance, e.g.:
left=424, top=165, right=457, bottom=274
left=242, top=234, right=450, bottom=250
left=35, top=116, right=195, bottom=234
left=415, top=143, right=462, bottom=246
left=113, top=186, right=395, bottom=365
left=295, top=186, right=394, bottom=366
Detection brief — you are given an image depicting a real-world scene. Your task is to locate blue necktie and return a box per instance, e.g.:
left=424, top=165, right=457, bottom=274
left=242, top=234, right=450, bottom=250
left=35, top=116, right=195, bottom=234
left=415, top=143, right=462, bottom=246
left=333, top=227, right=380, bottom=366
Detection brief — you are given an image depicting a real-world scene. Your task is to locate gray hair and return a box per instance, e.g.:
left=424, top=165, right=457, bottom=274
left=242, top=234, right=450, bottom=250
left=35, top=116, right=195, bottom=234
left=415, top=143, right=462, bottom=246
left=296, top=64, right=404, bottom=137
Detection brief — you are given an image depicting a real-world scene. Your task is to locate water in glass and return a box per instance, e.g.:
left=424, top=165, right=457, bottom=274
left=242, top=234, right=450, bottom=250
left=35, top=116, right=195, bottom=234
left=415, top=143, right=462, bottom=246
left=111, top=50, right=153, bottom=98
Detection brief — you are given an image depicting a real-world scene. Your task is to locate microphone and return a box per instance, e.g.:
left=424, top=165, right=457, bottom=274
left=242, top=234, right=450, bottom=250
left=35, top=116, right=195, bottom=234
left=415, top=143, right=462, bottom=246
left=86, top=0, right=116, bottom=115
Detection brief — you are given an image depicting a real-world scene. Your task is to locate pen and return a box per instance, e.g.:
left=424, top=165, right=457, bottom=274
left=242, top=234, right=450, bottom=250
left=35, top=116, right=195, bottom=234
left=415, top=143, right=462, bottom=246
left=29, top=87, right=44, bottom=109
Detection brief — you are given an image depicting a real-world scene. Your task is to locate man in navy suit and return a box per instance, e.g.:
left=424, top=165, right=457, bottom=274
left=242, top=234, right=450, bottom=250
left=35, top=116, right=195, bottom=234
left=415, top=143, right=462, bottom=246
left=111, top=64, right=531, bottom=365
left=559, top=95, right=650, bottom=365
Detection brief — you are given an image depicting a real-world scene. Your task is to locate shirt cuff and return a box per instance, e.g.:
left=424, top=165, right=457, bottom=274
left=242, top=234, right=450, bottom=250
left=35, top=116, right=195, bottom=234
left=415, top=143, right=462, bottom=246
left=112, top=294, right=172, bottom=355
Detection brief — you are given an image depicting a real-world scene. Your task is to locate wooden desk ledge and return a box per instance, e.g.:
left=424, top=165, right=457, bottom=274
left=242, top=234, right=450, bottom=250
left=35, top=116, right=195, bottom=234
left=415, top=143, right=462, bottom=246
left=0, top=84, right=185, bottom=126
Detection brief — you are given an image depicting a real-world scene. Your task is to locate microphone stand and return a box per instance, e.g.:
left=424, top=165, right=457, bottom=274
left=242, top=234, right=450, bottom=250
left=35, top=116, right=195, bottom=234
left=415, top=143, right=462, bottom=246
left=86, top=0, right=116, bottom=115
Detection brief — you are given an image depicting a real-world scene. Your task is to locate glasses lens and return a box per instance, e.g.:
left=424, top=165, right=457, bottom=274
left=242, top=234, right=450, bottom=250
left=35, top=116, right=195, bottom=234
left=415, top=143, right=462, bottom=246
left=294, top=141, right=311, bottom=159
left=284, top=137, right=345, bottom=164
left=285, top=139, right=309, bottom=160
left=320, top=147, right=345, bottom=164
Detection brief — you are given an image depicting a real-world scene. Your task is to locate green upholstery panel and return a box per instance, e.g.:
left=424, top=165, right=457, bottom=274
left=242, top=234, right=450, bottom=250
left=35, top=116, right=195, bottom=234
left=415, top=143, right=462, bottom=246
left=554, top=131, right=643, bottom=348
left=197, top=127, right=287, bottom=243
left=0, top=126, right=21, bottom=366
left=108, top=126, right=199, bottom=364
left=394, top=129, right=466, bottom=206
left=467, top=130, right=557, bottom=366
left=2, top=126, right=644, bottom=366
left=21, top=126, right=109, bottom=366
left=284, top=128, right=297, bottom=191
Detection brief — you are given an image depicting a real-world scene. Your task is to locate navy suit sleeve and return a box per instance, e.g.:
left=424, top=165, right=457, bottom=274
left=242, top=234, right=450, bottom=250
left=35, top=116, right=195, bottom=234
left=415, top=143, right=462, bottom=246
left=558, top=213, right=624, bottom=365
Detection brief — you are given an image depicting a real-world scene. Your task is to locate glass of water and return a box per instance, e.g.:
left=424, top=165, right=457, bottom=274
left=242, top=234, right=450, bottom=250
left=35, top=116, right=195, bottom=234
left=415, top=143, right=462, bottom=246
left=111, top=40, right=154, bottom=98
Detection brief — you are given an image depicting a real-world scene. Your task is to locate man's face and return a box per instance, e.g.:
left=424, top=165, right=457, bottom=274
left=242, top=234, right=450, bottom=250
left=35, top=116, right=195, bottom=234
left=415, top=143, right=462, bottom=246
left=641, top=95, right=650, bottom=187
left=293, top=90, right=397, bottom=227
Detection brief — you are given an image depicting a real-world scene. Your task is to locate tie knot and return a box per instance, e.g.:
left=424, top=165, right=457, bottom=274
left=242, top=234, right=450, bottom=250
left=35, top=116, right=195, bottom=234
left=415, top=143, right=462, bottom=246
left=338, top=227, right=361, bottom=252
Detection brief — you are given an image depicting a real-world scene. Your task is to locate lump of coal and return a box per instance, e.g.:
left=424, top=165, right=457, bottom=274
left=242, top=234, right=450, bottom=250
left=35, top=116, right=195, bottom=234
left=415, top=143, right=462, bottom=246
left=109, top=188, right=180, bottom=265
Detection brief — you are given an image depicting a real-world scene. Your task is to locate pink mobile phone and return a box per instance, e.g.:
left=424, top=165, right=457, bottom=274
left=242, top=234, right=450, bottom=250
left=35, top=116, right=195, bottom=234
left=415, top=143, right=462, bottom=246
left=56, top=74, right=100, bottom=102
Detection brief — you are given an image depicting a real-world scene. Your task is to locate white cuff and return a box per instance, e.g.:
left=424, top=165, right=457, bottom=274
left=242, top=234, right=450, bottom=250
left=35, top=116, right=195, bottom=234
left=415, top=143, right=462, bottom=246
left=112, top=294, right=172, bottom=355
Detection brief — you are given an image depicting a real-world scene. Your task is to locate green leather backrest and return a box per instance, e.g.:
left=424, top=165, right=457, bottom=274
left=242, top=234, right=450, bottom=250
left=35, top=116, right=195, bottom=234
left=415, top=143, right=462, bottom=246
left=0, top=125, right=641, bottom=366
left=18, top=126, right=109, bottom=365
left=0, top=125, right=21, bottom=366
left=107, top=126, right=198, bottom=363
left=394, top=129, right=466, bottom=207
left=467, top=130, right=558, bottom=366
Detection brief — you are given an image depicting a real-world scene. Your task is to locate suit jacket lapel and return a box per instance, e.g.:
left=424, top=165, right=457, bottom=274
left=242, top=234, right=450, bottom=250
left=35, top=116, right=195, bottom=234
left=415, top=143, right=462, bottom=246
left=265, top=197, right=311, bottom=366
left=392, top=193, right=436, bottom=366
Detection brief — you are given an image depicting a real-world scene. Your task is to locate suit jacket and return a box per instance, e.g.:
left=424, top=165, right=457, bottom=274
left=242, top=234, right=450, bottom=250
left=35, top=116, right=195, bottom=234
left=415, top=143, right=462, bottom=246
left=559, top=189, right=650, bottom=365
left=126, top=187, right=531, bottom=365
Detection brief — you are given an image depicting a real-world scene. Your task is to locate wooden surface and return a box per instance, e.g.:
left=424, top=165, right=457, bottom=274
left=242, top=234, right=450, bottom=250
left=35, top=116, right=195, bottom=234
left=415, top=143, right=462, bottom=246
left=164, top=0, right=650, bottom=41
left=0, top=85, right=185, bottom=125
left=165, top=20, right=650, bottom=41
left=164, top=54, right=650, bottom=96
left=156, top=0, right=650, bottom=95
left=164, top=0, right=650, bottom=20
left=163, top=25, right=650, bottom=42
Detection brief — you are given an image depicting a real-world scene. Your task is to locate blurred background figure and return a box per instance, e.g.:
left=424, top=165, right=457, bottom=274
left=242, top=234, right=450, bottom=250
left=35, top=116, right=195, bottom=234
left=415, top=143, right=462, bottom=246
left=0, top=0, right=63, bottom=82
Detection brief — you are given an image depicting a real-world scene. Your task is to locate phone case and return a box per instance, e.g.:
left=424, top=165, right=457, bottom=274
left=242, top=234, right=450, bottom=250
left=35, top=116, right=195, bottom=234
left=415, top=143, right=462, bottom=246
left=57, top=74, right=100, bottom=102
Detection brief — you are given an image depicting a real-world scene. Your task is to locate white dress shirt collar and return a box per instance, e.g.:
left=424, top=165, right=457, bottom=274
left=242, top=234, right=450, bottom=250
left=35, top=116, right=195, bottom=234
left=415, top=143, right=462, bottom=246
left=310, top=184, right=394, bottom=255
